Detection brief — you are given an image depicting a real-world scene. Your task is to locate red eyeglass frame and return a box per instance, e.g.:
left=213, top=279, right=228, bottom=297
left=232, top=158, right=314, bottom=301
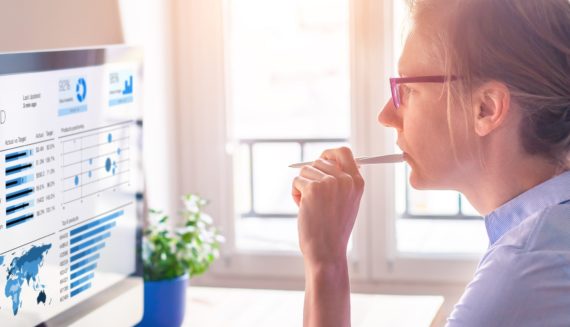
left=390, top=75, right=459, bottom=108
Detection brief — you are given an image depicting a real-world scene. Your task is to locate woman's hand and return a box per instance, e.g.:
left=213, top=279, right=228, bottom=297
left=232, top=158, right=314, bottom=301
left=292, top=146, right=365, bottom=267
left=292, top=147, right=364, bottom=327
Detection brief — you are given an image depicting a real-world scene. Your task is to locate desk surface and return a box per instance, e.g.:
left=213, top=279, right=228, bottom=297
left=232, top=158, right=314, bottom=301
left=183, top=286, right=444, bottom=327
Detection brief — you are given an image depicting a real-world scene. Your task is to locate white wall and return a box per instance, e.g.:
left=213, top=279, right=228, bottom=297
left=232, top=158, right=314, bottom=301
left=0, top=0, right=180, bottom=217
left=0, top=0, right=123, bottom=52
left=119, top=0, right=180, bottom=217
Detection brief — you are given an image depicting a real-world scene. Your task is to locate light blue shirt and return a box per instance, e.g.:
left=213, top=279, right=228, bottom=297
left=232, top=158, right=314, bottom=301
left=447, top=170, right=570, bottom=327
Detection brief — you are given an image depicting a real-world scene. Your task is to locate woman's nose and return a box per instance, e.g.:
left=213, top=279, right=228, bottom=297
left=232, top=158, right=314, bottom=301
left=377, top=99, right=402, bottom=131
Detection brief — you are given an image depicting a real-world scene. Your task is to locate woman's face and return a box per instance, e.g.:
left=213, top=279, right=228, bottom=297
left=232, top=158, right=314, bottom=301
left=378, top=29, right=473, bottom=190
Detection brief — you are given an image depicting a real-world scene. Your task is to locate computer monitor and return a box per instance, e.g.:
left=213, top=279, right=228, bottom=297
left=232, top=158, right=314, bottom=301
left=0, top=46, right=144, bottom=326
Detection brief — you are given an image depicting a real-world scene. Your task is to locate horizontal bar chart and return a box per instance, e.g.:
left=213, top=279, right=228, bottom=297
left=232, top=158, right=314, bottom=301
left=70, top=222, right=116, bottom=246
left=70, top=263, right=97, bottom=280
left=2, top=144, right=41, bottom=232
left=69, top=210, right=124, bottom=236
left=6, top=201, right=33, bottom=216
left=70, top=232, right=111, bottom=254
left=70, top=253, right=100, bottom=272
left=6, top=187, right=34, bottom=202
left=5, top=162, right=33, bottom=175
left=6, top=174, right=34, bottom=189
left=70, top=243, right=106, bottom=263
left=7, top=213, right=34, bottom=228
left=70, top=282, right=92, bottom=298
left=5, top=149, right=32, bottom=162
left=70, top=273, right=95, bottom=290
left=63, top=209, right=124, bottom=299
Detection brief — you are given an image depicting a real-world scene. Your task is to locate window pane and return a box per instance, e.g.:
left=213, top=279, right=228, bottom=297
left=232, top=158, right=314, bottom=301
left=233, top=144, right=252, bottom=214
left=399, top=165, right=460, bottom=216
left=228, top=0, right=350, bottom=139
left=396, top=219, right=488, bottom=254
left=395, top=157, right=407, bottom=215
left=408, top=189, right=459, bottom=216
left=461, top=194, right=480, bottom=216
left=227, top=0, right=350, bottom=252
left=252, top=143, right=300, bottom=214
left=236, top=218, right=300, bottom=252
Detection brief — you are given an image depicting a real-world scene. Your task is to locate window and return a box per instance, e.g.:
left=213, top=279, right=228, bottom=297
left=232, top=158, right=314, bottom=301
left=177, top=0, right=485, bottom=283
left=225, top=0, right=351, bottom=253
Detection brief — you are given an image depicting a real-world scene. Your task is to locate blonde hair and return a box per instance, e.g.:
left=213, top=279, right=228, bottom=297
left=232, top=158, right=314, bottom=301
left=409, top=0, right=570, bottom=168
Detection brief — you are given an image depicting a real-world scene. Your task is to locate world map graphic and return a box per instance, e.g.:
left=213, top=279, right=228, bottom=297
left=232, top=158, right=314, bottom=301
left=1, top=244, right=52, bottom=315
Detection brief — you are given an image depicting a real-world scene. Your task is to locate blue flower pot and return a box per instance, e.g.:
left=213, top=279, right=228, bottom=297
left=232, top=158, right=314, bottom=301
left=137, top=274, right=189, bottom=327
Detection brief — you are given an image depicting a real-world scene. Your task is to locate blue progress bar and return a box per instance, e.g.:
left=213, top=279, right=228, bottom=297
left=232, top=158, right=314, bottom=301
left=70, top=253, right=100, bottom=272
left=70, top=243, right=106, bottom=263
left=70, top=282, right=92, bottom=298
left=70, top=232, right=111, bottom=254
left=70, top=273, right=94, bottom=290
left=5, top=163, right=33, bottom=175
left=70, top=222, right=116, bottom=246
left=70, top=210, right=124, bottom=237
left=6, top=201, right=33, bottom=216
left=109, top=96, right=133, bottom=107
left=5, top=149, right=32, bottom=162
left=7, top=213, right=34, bottom=228
left=6, top=187, right=34, bottom=202
left=70, top=263, right=97, bottom=280
left=6, top=174, right=34, bottom=189
left=58, top=105, right=87, bottom=117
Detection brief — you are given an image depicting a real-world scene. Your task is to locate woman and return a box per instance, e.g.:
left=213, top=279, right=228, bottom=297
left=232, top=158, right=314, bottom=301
left=292, top=0, right=570, bottom=326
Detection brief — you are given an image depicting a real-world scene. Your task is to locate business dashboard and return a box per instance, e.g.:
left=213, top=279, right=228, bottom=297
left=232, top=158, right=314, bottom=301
left=0, top=48, right=143, bottom=326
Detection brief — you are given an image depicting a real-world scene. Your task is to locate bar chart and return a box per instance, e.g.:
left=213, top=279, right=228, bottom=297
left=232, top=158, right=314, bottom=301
left=60, top=123, right=131, bottom=206
left=59, top=208, right=125, bottom=301
left=2, top=139, right=58, bottom=230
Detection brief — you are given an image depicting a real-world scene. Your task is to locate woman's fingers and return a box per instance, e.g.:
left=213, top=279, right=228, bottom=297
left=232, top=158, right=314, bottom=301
left=293, top=147, right=363, bottom=206
left=299, top=164, right=329, bottom=180
left=294, top=165, right=334, bottom=206
left=312, top=158, right=343, bottom=177
left=320, top=147, right=360, bottom=177
left=292, top=175, right=311, bottom=206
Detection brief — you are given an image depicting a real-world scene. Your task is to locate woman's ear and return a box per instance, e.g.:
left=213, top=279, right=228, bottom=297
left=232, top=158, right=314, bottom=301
left=473, top=81, right=511, bottom=136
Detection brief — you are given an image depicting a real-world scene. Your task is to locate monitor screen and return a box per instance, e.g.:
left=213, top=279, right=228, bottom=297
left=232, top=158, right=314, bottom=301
left=0, top=47, right=143, bottom=326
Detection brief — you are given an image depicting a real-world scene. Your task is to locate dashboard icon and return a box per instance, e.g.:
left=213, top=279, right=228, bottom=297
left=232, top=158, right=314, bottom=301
left=76, top=78, right=87, bottom=102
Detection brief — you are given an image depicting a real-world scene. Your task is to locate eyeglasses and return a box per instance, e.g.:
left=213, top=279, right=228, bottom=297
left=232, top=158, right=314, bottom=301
left=389, top=75, right=458, bottom=109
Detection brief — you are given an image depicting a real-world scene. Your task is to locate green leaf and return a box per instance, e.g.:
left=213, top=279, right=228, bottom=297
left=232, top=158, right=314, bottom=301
left=143, top=194, right=224, bottom=282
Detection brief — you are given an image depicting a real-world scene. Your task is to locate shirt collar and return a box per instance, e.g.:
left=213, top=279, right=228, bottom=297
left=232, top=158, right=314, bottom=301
left=484, top=170, right=570, bottom=245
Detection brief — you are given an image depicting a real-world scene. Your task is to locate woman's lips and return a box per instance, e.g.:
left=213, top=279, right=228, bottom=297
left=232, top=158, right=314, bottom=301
left=396, top=142, right=410, bottom=161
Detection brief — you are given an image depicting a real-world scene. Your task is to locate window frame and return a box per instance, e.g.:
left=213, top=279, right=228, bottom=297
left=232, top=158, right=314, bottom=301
left=174, top=0, right=481, bottom=285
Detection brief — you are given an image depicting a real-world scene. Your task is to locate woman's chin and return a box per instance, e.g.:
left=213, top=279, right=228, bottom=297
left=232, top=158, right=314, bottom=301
left=408, top=168, right=441, bottom=190
left=409, top=168, right=457, bottom=190
left=408, top=171, right=429, bottom=190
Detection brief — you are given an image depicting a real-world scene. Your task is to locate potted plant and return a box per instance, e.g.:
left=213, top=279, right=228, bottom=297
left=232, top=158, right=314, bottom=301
left=137, top=194, right=224, bottom=327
